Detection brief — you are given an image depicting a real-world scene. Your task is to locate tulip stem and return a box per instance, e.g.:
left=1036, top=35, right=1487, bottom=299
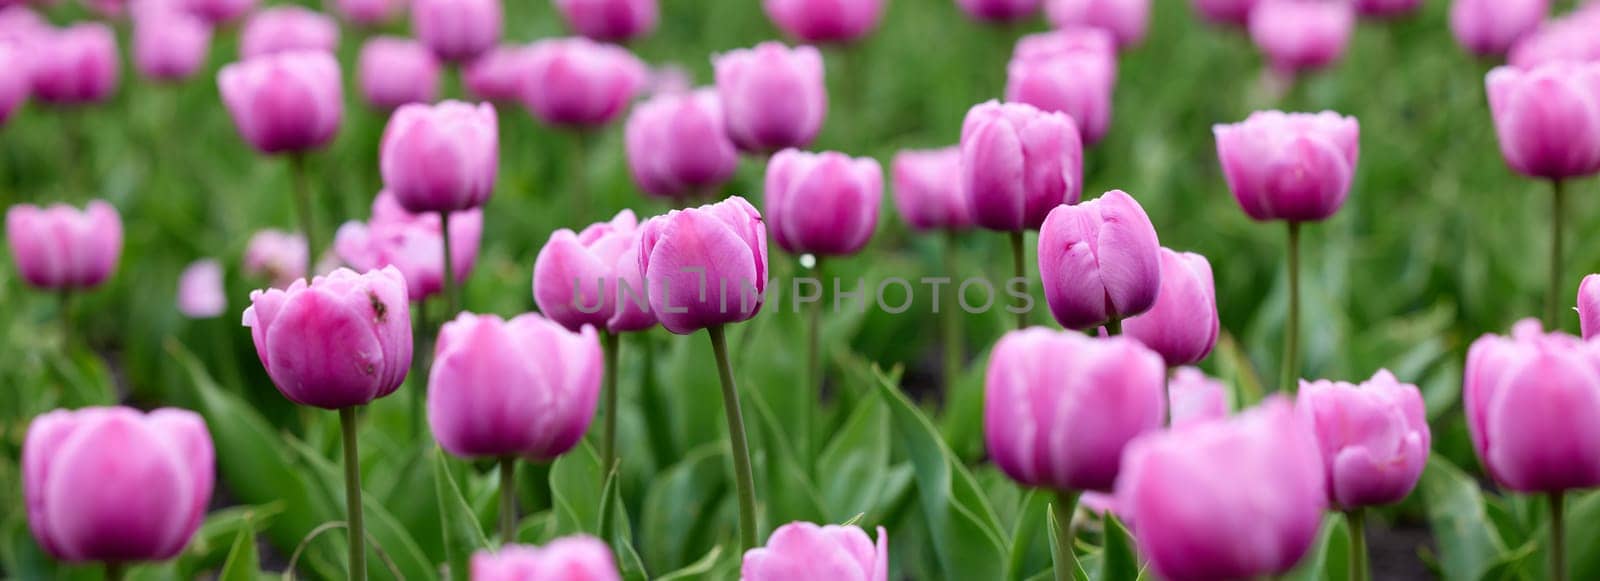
left=1282, top=221, right=1301, bottom=393
left=440, top=211, right=459, bottom=316
left=1104, top=317, right=1122, bottom=336
left=290, top=154, right=316, bottom=277
left=410, top=300, right=429, bottom=440
left=499, top=455, right=517, bottom=544
left=1051, top=490, right=1081, bottom=581
left=1346, top=509, right=1368, bottom=581
left=103, top=562, right=124, bottom=581
left=707, top=325, right=758, bottom=551
left=803, top=257, right=825, bottom=468
left=600, top=330, right=620, bottom=478
left=942, top=233, right=963, bottom=391
left=1551, top=491, right=1567, bottom=581
left=1009, top=231, right=1027, bottom=330
left=59, top=291, right=74, bottom=341
left=1547, top=180, right=1565, bottom=330
left=338, top=407, right=367, bottom=581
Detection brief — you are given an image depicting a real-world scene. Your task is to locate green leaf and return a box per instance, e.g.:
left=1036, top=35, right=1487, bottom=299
left=1045, top=506, right=1086, bottom=581
left=176, top=503, right=284, bottom=578
left=1420, top=454, right=1506, bottom=581
left=1283, top=514, right=1348, bottom=581
left=284, top=432, right=439, bottom=580
left=1096, top=514, right=1138, bottom=581
left=432, top=448, right=490, bottom=579
left=746, top=380, right=829, bottom=529
left=640, top=444, right=730, bottom=572
left=818, top=395, right=891, bottom=523
left=656, top=545, right=725, bottom=581
left=1005, top=490, right=1050, bottom=580
left=549, top=441, right=606, bottom=536
left=217, top=528, right=260, bottom=581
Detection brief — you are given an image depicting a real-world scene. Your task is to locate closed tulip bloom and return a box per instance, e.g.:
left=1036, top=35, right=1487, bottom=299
left=1123, top=249, right=1219, bottom=366
left=463, top=45, right=529, bottom=103
left=337, top=0, right=404, bottom=26
left=763, top=0, right=886, bottom=44
left=1354, top=0, right=1421, bottom=18
left=413, top=0, right=501, bottom=63
left=1465, top=319, right=1600, bottom=491
left=0, top=6, right=48, bottom=41
left=1190, top=0, right=1259, bottom=26
left=177, top=259, right=226, bottom=318
left=183, top=0, right=253, bottom=24
left=985, top=329, right=1167, bottom=491
left=30, top=24, right=118, bottom=105
left=624, top=89, right=739, bottom=200
left=765, top=149, right=882, bottom=257
left=1169, top=367, right=1229, bottom=427
left=218, top=51, right=343, bottom=155
left=358, top=37, right=441, bottom=109
left=519, top=37, right=647, bottom=128
left=533, top=210, right=656, bottom=333
left=242, top=267, right=413, bottom=409
left=1485, top=62, right=1600, bottom=180
left=1004, top=28, right=1117, bottom=145
left=23, top=407, right=214, bottom=564
left=1298, top=370, right=1429, bottom=509
left=428, top=312, right=602, bottom=459
left=0, top=43, right=28, bottom=126
left=1249, top=0, right=1354, bottom=75
left=1580, top=275, right=1600, bottom=340
left=713, top=42, right=827, bottom=153
left=638, top=196, right=768, bottom=335
left=891, top=147, right=973, bottom=232
left=240, top=7, right=338, bottom=59
left=1450, top=0, right=1547, bottom=57
left=472, top=536, right=621, bottom=581
left=334, top=192, right=483, bottom=302
left=554, top=0, right=658, bottom=42
left=243, top=229, right=307, bottom=288
left=1507, top=9, right=1600, bottom=70
left=5, top=201, right=122, bottom=291
left=961, top=101, right=1083, bottom=232
left=133, top=8, right=211, bottom=82
left=1118, top=397, right=1325, bottom=581
left=956, top=0, right=1040, bottom=22
left=742, top=522, right=889, bottom=581
left=1038, top=190, right=1161, bottom=331
left=1213, top=110, right=1359, bottom=222
left=1044, top=0, right=1149, bottom=49
left=380, top=100, right=499, bottom=214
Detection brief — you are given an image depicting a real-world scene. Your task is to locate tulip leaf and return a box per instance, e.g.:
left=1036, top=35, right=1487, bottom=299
left=1420, top=454, right=1506, bottom=581
left=1096, top=514, right=1139, bottom=581
left=284, top=432, right=439, bottom=580
left=218, top=528, right=260, bottom=581
left=818, top=392, right=891, bottom=523
left=177, top=502, right=285, bottom=578
left=1561, top=490, right=1600, bottom=580
left=432, top=448, right=489, bottom=579
left=1283, top=514, right=1349, bottom=581
left=655, top=545, right=725, bottom=581
left=1045, top=506, right=1087, bottom=581
left=1006, top=490, right=1051, bottom=580
left=640, top=444, right=730, bottom=572
left=747, top=380, right=829, bottom=529
left=549, top=441, right=606, bottom=536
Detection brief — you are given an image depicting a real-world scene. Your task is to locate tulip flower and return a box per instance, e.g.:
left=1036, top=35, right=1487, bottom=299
left=1004, top=28, right=1117, bottom=145
left=0, top=43, right=26, bottom=125
left=23, top=407, right=214, bottom=574
left=1038, top=190, right=1161, bottom=333
left=413, top=0, right=501, bottom=63
left=177, top=259, right=226, bottom=318
left=183, top=0, right=254, bottom=24
left=243, top=229, right=308, bottom=289
left=1353, top=0, right=1420, bottom=19
left=956, top=0, right=1040, bottom=22
left=624, top=89, right=740, bottom=200
left=742, top=522, right=889, bottom=581
left=1043, top=0, right=1149, bottom=49
left=334, top=192, right=483, bottom=303
left=554, top=0, right=659, bottom=43
left=519, top=37, right=648, bottom=128
left=358, top=37, right=441, bottom=110
left=132, top=7, right=211, bottom=83
left=891, top=147, right=972, bottom=233
left=1123, top=248, right=1219, bottom=366
left=1450, top=0, right=1547, bottom=58
left=1580, top=275, right=1600, bottom=340
left=5, top=201, right=122, bottom=292
left=240, top=6, right=338, bottom=59
left=1507, top=8, right=1600, bottom=70
left=0, top=6, right=47, bottom=43
left=762, top=0, right=886, bottom=44
left=336, top=0, right=404, bottom=26
left=713, top=42, right=827, bottom=154
left=765, top=149, right=882, bottom=258
left=30, top=24, right=118, bottom=106
left=1117, top=397, right=1325, bottom=580
left=1189, top=0, right=1259, bottom=26
left=1248, top=0, right=1355, bottom=80
left=1169, top=367, right=1229, bottom=427
left=472, top=536, right=621, bottom=581
left=429, top=311, right=601, bottom=539
left=463, top=45, right=529, bottom=103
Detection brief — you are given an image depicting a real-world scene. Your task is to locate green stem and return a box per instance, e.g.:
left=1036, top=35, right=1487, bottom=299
left=103, top=562, right=124, bottom=581
left=1282, top=221, right=1301, bottom=393
left=499, top=456, right=517, bottom=544
left=1551, top=491, right=1567, bottom=581
left=1009, top=230, right=1027, bottom=330
left=339, top=407, right=367, bottom=581
left=942, top=233, right=963, bottom=389
left=600, top=330, right=620, bottom=477
left=410, top=299, right=429, bottom=440
left=1347, top=509, right=1368, bottom=581
left=1104, top=317, right=1122, bottom=336
left=59, top=291, right=74, bottom=342
left=571, top=131, right=590, bottom=223
left=290, top=154, right=317, bottom=278
left=440, top=211, right=459, bottom=317
left=1051, top=490, right=1081, bottom=581
left=803, top=257, right=825, bottom=468
left=707, top=325, right=758, bottom=550
left=1547, top=180, right=1565, bottom=330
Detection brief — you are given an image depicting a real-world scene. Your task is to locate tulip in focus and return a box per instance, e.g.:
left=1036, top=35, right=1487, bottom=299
left=218, top=51, right=343, bottom=155
left=380, top=100, right=499, bottom=214
left=183, top=0, right=254, bottom=24
left=533, top=210, right=656, bottom=333
left=472, top=536, right=621, bottom=581
left=763, top=0, right=886, bottom=44
left=1248, top=0, right=1355, bottom=77
left=1044, top=0, right=1149, bottom=49
left=1484, top=62, right=1600, bottom=181
left=133, top=7, right=211, bottom=82
left=243, top=229, right=307, bottom=289
left=463, top=46, right=530, bottom=103
left=1580, top=274, right=1600, bottom=340
left=30, top=24, right=118, bottom=106
left=639, top=197, right=768, bottom=335
left=1450, top=0, right=1547, bottom=58
left=0, top=43, right=27, bottom=125
left=961, top=100, right=1083, bottom=232
left=554, top=0, right=659, bottom=43
left=5, top=201, right=122, bottom=291
left=1169, top=367, right=1229, bottom=427
left=240, top=6, right=338, bottom=59
left=337, top=0, right=404, bottom=26
left=358, top=37, right=441, bottom=110
left=1298, top=370, right=1430, bottom=509
left=1214, top=110, right=1360, bottom=223
left=956, top=0, right=1040, bottom=22
left=335, top=192, right=483, bottom=302
left=765, top=149, right=882, bottom=257
left=177, top=259, right=226, bottom=318
left=1123, top=248, right=1219, bottom=366
left=625, top=89, right=739, bottom=200
left=1354, top=0, right=1421, bottom=19
left=713, top=42, right=827, bottom=154
left=1004, top=28, right=1117, bottom=145
left=742, top=522, right=889, bottom=581
left=519, top=37, right=648, bottom=128
left=1465, top=319, right=1600, bottom=493
left=1037, top=190, right=1161, bottom=331
left=891, top=147, right=973, bottom=232
left=413, top=0, right=502, bottom=63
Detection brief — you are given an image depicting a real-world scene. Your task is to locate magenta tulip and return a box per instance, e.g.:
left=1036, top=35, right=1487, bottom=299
left=1189, top=0, right=1259, bottom=26
left=713, top=42, right=827, bottom=154
left=1169, top=367, right=1229, bottom=427
left=0, top=6, right=48, bottom=43
left=1354, top=0, right=1421, bottom=18
left=956, top=0, right=1040, bottom=22
left=177, top=259, right=226, bottom=318
left=132, top=7, right=211, bottom=82
left=1580, top=275, right=1600, bottom=340
left=380, top=100, right=499, bottom=214
left=1485, top=62, right=1600, bottom=180
left=1123, top=248, right=1219, bottom=366
left=358, top=37, right=441, bottom=110
left=0, top=33, right=34, bottom=120
left=638, top=196, right=768, bottom=335
left=1213, top=110, right=1360, bottom=222
left=1038, top=190, right=1161, bottom=331
left=243, top=229, right=307, bottom=289
left=890, top=147, right=973, bottom=232
left=554, top=0, right=658, bottom=43
left=1005, top=28, right=1117, bottom=145
left=961, top=100, right=1083, bottom=232
left=533, top=210, right=656, bottom=334
left=413, top=0, right=501, bottom=63
left=1465, top=319, right=1600, bottom=492
left=182, top=0, right=254, bottom=24
left=472, top=536, right=621, bottom=581
left=30, top=24, right=118, bottom=106
left=764, top=149, right=882, bottom=257
left=463, top=45, right=529, bottom=103
left=1044, top=0, right=1149, bottom=49
left=624, top=89, right=739, bottom=200
left=218, top=51, right=343, bottom=155
left=763, top=0, right=886, bottom=44
left=335, top=192, right=483, bottom=302
left=5, top=201, right=122, bottom=291
left=1298, top=369, right=1429, bottom=509
left=742, top=522, right=889, bottom=581
left=1507, top=8, right=1600, bottom=70
left=1249, top=0, right=1355, bottom=76
left=23, top=407, right=214, bottom=564
left=336, top=0, right=404, bottom=26
left=240, top=6, right=338, bottom=59
left=519, top=37, right=647, bottom=128
left=1450, top=0, right=1547, bottom=58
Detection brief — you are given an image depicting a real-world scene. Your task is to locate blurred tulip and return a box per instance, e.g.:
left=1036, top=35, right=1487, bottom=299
left=742, top=522, right=889, bottom=581
left=645, top=63, right=692, bottom=96
left=240, top=6, right=337, bottom=59
left=713, top=42, right=827, bottom=153
left=30, top=24, right=118, bottom=106
left=413, top=0, right=501, bottom=63
left=218, top=51, right=343, bottom=155
left=1038, top=190, right=1161, bottom=331
left=638, top=196, right=768, bottom=334
left=1117, top=397, right=1326, bottom=580
left=1213, top=110, right=1359, bottom=222
left=1354, top=0, right=1421, bottom=18
left=358, top=37, right=441, bottom=110
left=1123, top=248, right=1219, bottom=366
left=23, top=407, right=214, bottom=564
left=0, top=6, right=47, bottom=43
left=5, top=201, right=122, bottom=291
left=554, top=0, right=658, bottom=43
left=533, top=210, right=656, bottom=333
left=463, top=45, right=528, bottom=102
left=956, top=0, right=1039, bottom=22
left=243, top=229, right=307, bottom=288
left=182, top=0, right=252, bottom=24
left=1169, top=367, right=1229, bottom=427
left=519, top=37, right=647, bottom=128
left=242, top=267, right=413, bottom=409
left=472, top=536, right=621, bottom=581
left=1005, top=28, right=1117, bottom=145
left=0, top=43, right=28, bottom=125
left=763, top=0, right=886, bottom=44
left=765, top=149, right=882, bottom=257
left=1298, top=370, right=1429, bottom=508
left=1465, top=319, right=1600, bottom=492
left=890, top=147, right=973, bottom=232
left=380, top=100, right=499, bottom=214
left=1248, top=0, right=1354, bottom=76
left=961, top=101, right=1083, bottom=232
left=1580, top=274, right=1600, bottom=340
left=1507, top=7, right=1600, bottom=70
left=1485, top=62, right=1600, bottom=180
left=1450, top=0, right=1547, bottom=58
left=1189, top=0, right=1258, bottom=25
left=336, top=0, right=404, bottom=26
left=132, top=7, right=211, bottom=82
left=335, top=192, right=483, bottom=302
left=625, top=89, right=739, bottom=200
left=1044, top=0, right=1149, bottom=48
left=177, top=259, right=226, bottom=318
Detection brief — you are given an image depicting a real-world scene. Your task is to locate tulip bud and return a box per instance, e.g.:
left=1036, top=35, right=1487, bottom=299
left=890, top=147, right=973, bottom=232
left=413, top=0, right=501, bottom=63
left=1213, top=110, right=1359, bottom=222
left=24, top=407, right=214, bottom=563
left=242, top=267, right=413, bottom=410
left=1169, top=367, right=1229, bottom=427
left=624, top=89, right=739, bottom=200
left=638, top=197, right=768, bottom=334
left=742, top=522, right=889, bottom=581
left=956, top=0, right=1040, bottom=22
left=1044, top=0, right=1149, bottom=49
left=519, top=37, right=648, bottom=128
left=218, top=51, right=343, bottom=155
left=554, top=0, right=658, bottom=43
left=30, top=24, right=118, bottom=106
left=1450, top=0, right=1547, bottom=58
left=0, top=43, right=26, bottom=125
left=961, top=101, right=1083, bottom=232
left=358, top=37, right=441, bottom=110
left=1485, top=62, right=1600, bottom=180
left=380, top=100, right=499, bottom=214
left=985, top=329, right=1167, bottom=492
left=243, top=229, right=307, bottom=289
left=1190, top=0, right=1259, bottom=26
left=336, top=0, right=404, bottom=26
left=183, top=0, right=254, bottom=24
left=1297, top=370, right=1430, bottom=509
left=240, top=7, right=338, bottom=59
left=1117, top=397, right=1325, bottom=580
left=1248, top=0, right=1355, bottom=76
left=5, top=201, right=122, bottom=291
left=713, top=42, right=827, bottom=154
left=763, top=0, right=886, bottom=44
left=1124, top=248, right=1219, bottom=366
left=1038, top=190, right=1161, bottom=331
left=1354, top=0, right=1421, bottom=18
left=472, top=536, right=621, bottom=581
left=463, top=45, right=528, bottom=103
left=765, top=149, right=882, bottom=257
left=1004, top=28, right=1117, bottom=145
left=335, top=192, right=482, bottom=302
left=132, top=7, right=211, bottom=82
left=1465, top=319, right=1600, bottom=492
left=1507, top=8, right=1600, bottom=70
left=1580, top=275, right=1600, bottom=340
left=177, top=259, right=226, bottom=318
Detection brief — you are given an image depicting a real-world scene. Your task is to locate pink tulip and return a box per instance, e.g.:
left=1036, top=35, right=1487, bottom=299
left=1485, top=62, right=1600, bottom=180
left=177, top=259, right=226, bottom=318
left=0, top=6, right=48, bottom=43
left=30, top=24, right=118, bottom=106
left=890, top=147, right=974, bottom=232
left=242, top=267, right=413, bottom=410
left=471, top=536, right=621, bottom=581
left=1123, top=248, right=1219, bottom=366
left=240, top=6, right=338, bottom=59
left=765, top=149, right=882, bottom=257
left=1507, top=7, right=1600, bottom=70
left=1354, top=0, right=1421, bottom=19
left=1450, top=0, right=1547, bottom=58
left=624, top=89, right=739, bottom=200
left=742, top=522, right=889, bottom=581
left=1248, top=0, right=1355, bottom=75
left=1580, top=274, right=1600, bottom=340
left=133, top=7, right=212, bottom=82
left=763, top=0, right=886, bottom=44
left=1004, top=28, right=1117, bottom=145
left=413, top=0, right=501, bottom=63
left=1169, top=367, right=1229, bottom=427
left=1465, top=319, right=1600, bottom=492
left=554, top=0, right=659, bottom=43
left=956, top=0, right=1040, bottom=22
left=985, top=329, right=1167, bottom=492
left=1117, top=397, right=1326, bottom=580
left=217, top=51, right=343, bottom=155
left=380, top=100, right=499, bottom=214
left=638, top=197, right=768, bottom=335
left=336, top=0, right=405, bottom=26
left=358, top=37, right=441, bottom=110
left=463, top=45, right=529, bottom=103
left=1213, top=110, right=1360, bottom=222
left=1189, top=0, right=1259, bottom=26
left=5, top=201, right=122, bottom=291
left=243, top=229, right=307, bottom=289
left=1298, top=369, right=1430, bottom=509
left=519, top=37, right=647, bottom=128
left=713, top=42, right=827, bottom=154
left=182, top=0, right=253, bottom=24
left=533, top=210, right=657, bottom=333
left=334, top=192, right=483, bottom=302
left=961, top=100, right=1083, bottom=232
left=0, top=43, right=29, bottom=125
left=1044, top=0, right=1149, bottom=48
left=23, top=407, right=214, bottom=564
left=1038, top=190, right=1161, bottom=331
